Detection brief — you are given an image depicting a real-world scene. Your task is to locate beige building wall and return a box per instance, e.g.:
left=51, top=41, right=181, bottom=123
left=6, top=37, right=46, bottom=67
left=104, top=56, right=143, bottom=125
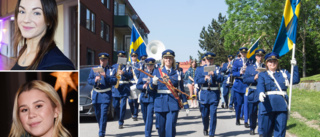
left=55, top=4, right=64, bottom=52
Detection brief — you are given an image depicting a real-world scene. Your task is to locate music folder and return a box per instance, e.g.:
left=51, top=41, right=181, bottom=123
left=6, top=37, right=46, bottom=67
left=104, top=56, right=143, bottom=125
left=92, top=67, right=104, bottom=73
left=204, top=65, right=216, bottom=72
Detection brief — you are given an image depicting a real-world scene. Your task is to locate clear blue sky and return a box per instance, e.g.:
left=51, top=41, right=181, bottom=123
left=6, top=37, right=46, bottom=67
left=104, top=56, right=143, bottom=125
left=129, top=0, right=228, bottom=62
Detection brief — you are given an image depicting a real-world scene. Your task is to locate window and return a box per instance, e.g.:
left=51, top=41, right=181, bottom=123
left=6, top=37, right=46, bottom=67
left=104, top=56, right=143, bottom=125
left=100, top=21, right=110, bottom=42
left=114, top=2, right=118, bottom=15
left=87, top=48, right=95, bottom=65
left=118, top=4, right=125, bottom=15
left=101, top=0, right=110, bottom=9
left=80, top=3, right=95, bottom=33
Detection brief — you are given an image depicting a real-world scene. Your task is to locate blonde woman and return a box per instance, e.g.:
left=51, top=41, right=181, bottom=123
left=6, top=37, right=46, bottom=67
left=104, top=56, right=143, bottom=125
left=184, top=60, right=197, bottom=108
left=9, top=80, right=70, bottom=137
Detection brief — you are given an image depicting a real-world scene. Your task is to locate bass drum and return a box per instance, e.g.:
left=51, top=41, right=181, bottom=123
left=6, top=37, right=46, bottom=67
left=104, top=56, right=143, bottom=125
left=129, top=85, right=141, bottom=99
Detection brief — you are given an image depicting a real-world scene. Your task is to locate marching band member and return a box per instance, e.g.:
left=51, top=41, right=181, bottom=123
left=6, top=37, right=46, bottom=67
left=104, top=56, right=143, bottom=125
left=220, top=55, right=234, bottom=109
left=243, top=49, right=265, bottom=135
left=128, top=51, right=141, bottom=121
left=176, top=62, right=190, bottom=115
left=136, top=58, right=157, bottom=137
left=195, top=52, right=224, bottom=137
left=257, top=52, right=299, bottom=137
left=184, top=60, right=198, bottom=108
left=149, top=49, right=183, bottom=137
left=87, top=53, right=117, bottom=137
left=232, top=47, right=250, bottom=126
left=194, top=55, right=207, bottom=113
left=111, top=51, right=133, bottom=129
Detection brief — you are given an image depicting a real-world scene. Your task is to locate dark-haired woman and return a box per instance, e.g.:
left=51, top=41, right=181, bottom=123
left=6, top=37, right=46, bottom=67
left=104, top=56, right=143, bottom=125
left=11, top=0, right=75, bottom=70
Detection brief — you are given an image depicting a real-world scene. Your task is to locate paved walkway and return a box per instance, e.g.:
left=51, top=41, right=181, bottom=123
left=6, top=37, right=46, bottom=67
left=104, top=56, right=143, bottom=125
left=80, top=101, right=261, bottom=137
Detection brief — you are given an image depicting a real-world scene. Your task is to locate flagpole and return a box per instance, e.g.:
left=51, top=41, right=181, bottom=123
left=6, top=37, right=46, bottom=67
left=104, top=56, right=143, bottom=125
left=288, top=43, right=296, bottom=119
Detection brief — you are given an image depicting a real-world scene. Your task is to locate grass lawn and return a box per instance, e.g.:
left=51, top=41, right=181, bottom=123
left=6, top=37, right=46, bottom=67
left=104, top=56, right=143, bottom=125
left=300, top=74, right=320, bottom=82
left=290, top=89, right=320, bottom=121
left=287, top=88, right=320, bottom=136
left=287, top=117, right=320, bottom=137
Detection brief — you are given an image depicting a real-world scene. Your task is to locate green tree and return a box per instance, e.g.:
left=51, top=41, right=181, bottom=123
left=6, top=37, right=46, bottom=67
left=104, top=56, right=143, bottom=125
left=198, top=13, right=228, bottom=65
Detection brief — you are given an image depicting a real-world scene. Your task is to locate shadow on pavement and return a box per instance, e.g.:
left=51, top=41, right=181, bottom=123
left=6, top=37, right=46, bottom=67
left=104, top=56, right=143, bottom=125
left=216, top=130, right=250, bottom=136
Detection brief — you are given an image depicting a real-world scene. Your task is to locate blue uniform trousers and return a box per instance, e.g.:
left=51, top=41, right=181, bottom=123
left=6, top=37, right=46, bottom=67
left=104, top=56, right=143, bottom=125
left=141, top=102, right=154, bottom=137
left=128, top=98, right=139, bottom=118
left=258, top=103, right=263, bottom=135
left=200, top=103, right=218, bottom=136
left=244, top=95, right=248, bottom=123
left=229, top=89, right=234, bottom=108
left=157, top=111, right=179, bottom=137
left=113, top=97, right=128, bottom=125
left=248, top=102, right=258, bottom=130
left=93, top=103, right=109, bottom=136
left=222, top=86, right=230, bottom=107
left=261, top=112, right=288, bottom=137
left=234, top=92, right=244, bottom=120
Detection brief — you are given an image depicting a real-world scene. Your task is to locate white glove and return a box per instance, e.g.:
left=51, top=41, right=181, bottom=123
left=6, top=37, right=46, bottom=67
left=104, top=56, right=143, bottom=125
left=259, top=92, right=266, bottom=102
left=186, top=109, right=190, bottom=116
left=291, top=59, right=297, bottom=66
left=152, top=76, right=159, bottom=85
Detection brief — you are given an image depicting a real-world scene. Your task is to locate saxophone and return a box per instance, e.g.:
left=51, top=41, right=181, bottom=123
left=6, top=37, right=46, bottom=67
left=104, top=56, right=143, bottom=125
left=114, top=64, right=123, bottom=88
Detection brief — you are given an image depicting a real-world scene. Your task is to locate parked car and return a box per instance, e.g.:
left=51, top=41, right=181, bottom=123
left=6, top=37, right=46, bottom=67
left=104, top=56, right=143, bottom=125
left=79, top=66, right=114, bottom=120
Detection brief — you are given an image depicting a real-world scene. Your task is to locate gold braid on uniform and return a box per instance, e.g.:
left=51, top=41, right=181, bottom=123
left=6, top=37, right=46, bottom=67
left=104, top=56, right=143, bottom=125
left=183, top=102, right=188, bottom=105
left=149, top=84, right=154, bottom=90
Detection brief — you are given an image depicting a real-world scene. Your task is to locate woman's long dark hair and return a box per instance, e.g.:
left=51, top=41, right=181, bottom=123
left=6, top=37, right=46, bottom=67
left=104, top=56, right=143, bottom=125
left=14, top=0, right=58, bottom=70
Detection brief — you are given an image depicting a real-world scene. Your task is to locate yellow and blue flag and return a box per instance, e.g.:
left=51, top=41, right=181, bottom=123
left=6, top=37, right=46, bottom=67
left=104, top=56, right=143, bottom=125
left=129, top=25, right=147, bottom=62
left=246, top=37, right=260, bottom=60
left=272, top=0, right=301, bottom=57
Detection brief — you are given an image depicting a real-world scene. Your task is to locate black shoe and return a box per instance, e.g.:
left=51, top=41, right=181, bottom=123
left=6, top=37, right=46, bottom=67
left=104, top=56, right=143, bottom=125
left=250, top=130, right=255, bottom=135
left=236, top=119, right=240, bottom=125
left=133, top=117, right=138, bottom=121
left=221, top=104, right=224, bottom=108
left=225, top=105, right=229, bottom=109
left=245, top=122, right=250, bottom=128
left=203, top=130, right=208, bottom=136
left=119, top=125, right=123, bottom=129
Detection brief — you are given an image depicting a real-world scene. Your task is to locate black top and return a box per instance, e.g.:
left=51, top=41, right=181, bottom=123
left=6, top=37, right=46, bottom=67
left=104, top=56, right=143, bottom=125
left=11, top=46, right=75, bottom=70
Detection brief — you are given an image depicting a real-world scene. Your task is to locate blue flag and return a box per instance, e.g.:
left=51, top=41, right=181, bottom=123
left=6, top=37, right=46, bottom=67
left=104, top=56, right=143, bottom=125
left=272, top=0, right=301, bottom=57
left=247, top=37, right=260, bottom=61
left=129, top=25, right=147, bottom=62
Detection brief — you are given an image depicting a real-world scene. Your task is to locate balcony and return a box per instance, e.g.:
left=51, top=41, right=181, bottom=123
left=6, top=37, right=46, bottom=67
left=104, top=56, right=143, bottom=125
left=114, top=15, right=133, bottom=35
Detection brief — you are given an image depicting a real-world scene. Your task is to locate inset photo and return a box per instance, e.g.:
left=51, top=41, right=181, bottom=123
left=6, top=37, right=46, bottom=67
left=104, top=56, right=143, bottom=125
left=0, top=0, right=78, bottom=70
left=0, top=72, right=78, bottom=137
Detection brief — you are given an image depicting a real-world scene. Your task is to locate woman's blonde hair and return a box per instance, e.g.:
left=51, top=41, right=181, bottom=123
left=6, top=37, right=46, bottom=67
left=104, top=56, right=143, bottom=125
left=265, top=59, right=280, bottom=70
left=9, top=80, right=71, bottom=137
left=160, top=56, right=176, bottom=70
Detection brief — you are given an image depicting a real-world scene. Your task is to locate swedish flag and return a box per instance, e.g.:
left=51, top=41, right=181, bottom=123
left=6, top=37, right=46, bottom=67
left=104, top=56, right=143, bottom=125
left=273, top=0, right=301, bottom=57
left=129, top=25, right=147, bottom=62
left=247, top=37, right=260, bottom=60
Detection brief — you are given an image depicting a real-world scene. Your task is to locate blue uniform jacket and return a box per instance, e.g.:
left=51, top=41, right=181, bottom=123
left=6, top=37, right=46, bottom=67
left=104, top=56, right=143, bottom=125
left=150, top=67, right=180, bottom=112
left=110, top=64, right=133, bottom=97
left=88, top=66, right=117, bottom=104
left=136, top=69, right=156, bottom=103
left=130, top=62, right=142, bottom=85
left=232, top=58, right=250, bottom=93
left=257, top=66, right=300, bottom=114
left=177, top=69, right=189, bottom=109
left=38, top=46, right=75, bottom=70
left=243, top=63, right=265, bottom=103
left=195, top=64, right=224, bottom=104
left=194, top=66, right=203, bottom=100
